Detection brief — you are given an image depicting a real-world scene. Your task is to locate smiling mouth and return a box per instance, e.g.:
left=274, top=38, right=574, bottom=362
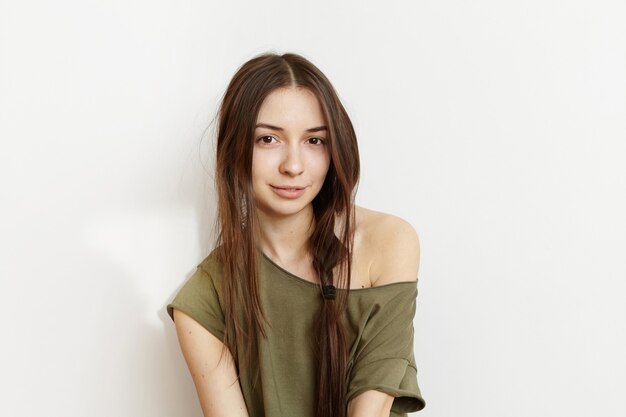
left=270, top=185, right=307, bottom=199
left=271, top=185, right=305, bottom=190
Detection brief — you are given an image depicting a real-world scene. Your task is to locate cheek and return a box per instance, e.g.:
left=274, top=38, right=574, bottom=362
left=251, top=150, right=268, bottom=182
left=319, top=153, right=331, bottom=177
left=311, top=154, right=331, bottom=186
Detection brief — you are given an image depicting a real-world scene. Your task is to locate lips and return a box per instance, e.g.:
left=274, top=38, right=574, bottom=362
left=270, top=185, right=307, bottom=199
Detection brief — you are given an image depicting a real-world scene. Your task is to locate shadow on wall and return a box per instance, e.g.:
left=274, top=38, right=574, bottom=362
left=78, top=132, right=218, bottom=416
left=159, top=132, right=218, bottom=415
left=66, top=248, right=201, bottom=416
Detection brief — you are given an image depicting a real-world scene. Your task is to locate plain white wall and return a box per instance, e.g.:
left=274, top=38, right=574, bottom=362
left=1, top=0, right=624, bottom=416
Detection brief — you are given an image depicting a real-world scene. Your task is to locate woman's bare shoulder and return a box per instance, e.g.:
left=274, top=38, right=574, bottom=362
left=354, top=205, right=421, bottom=287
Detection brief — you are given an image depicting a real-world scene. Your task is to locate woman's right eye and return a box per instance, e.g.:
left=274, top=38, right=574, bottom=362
left=258, top=135, right=277, bottom=144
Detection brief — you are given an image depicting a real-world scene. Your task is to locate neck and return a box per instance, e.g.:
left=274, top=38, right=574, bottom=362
left=255, top=206, right=315, bottom=264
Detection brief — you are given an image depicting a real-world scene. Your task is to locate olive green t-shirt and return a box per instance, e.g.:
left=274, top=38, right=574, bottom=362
left=167, top=249, right=426, bottom=416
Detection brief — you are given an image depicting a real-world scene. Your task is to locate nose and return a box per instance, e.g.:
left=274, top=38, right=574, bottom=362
left=279, top=144, right=304, bottom=176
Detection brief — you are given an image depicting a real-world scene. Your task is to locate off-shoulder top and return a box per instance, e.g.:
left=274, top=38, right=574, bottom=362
left=167, top=248, right=426, bottom=416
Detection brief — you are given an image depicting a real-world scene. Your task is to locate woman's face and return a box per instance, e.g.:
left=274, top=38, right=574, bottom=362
left=251, top=87, right=331, bottom=221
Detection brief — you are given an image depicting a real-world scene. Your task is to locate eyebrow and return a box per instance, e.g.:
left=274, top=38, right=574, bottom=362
left=255, top=123, right=328, bottom=133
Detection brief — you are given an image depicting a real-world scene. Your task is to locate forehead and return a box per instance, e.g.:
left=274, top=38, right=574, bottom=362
left=256, top=87, right=326, bottom=127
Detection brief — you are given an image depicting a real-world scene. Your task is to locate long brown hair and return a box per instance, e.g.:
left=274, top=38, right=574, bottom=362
left=214, top=52, right=360, bottom=417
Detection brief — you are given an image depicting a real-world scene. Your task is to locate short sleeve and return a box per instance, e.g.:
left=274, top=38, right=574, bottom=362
left=346, top=284, right=426, bottom=414
left=166, top=260, right=225, bottom=341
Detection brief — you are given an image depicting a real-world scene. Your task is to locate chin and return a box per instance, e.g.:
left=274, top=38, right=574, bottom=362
left=256, top=199, right=314, bottom=219
left=264, top=205, right=310, bottom=218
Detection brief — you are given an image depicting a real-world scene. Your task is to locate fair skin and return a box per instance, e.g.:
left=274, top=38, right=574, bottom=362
left=251, top=87, right=331, bottom=275
left=173, top=87, right=420, bottom=417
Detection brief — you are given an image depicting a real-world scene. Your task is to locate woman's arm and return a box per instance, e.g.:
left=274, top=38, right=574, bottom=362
left=347, top=211, right=422, bottom=417
left=173, top=309, right=249, bottom=417
left=347, top=390, right=394, bottom=417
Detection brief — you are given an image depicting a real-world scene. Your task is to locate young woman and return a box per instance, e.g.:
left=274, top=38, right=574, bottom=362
left=167, top=52, right=425, bottom=417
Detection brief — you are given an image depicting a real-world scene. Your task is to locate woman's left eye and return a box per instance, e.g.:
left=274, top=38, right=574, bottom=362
left=308, top=137, right=326, bottom=145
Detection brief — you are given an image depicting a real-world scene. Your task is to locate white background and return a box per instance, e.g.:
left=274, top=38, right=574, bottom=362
left=1, top=1, right=625, bottom=416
